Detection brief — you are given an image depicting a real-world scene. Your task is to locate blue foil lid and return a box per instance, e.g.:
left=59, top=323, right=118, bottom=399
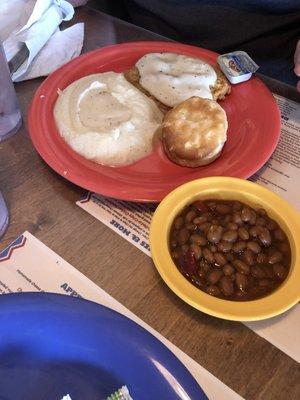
left=217, top=51, right=259, bottom=77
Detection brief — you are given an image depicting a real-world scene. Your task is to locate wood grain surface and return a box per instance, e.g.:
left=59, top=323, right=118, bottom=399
left=0, top=7, right=299, bottom=400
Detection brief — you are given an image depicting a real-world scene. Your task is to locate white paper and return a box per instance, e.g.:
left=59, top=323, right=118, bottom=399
left=78, top=193, right=154, bottom=256
left=247, top=94, right=300, bottom=362
left=250, top=94, right=300, bottom=212
left=77, top=94, right=300, bottom=363
left=23, top=23, right=84, bottom=80
left=61, top=396, right=72, bottom=400
left=0, top=232, right=242, bottom=400
left=3, top=0, right=74, bottom=59
left=0, top=0, right=35, bottom=42
left=1, top=0, right=83, bottom=82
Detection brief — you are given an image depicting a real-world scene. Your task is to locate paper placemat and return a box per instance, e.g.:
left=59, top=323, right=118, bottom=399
left=249, top=94, right=300, bottom=209
left=77, top=94, right=300, bottom=363
left=0, top=231, right=242, bottom=400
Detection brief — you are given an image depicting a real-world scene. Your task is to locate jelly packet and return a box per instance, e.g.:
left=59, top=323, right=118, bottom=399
left=217, top=51, right=259, bottom=84
left=106, top=385, right=133, bottom=400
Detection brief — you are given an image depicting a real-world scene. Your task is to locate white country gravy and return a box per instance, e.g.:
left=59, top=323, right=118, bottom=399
left=136, top=53, right=217, bottom=107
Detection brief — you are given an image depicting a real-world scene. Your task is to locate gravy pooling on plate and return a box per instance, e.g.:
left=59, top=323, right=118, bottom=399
left=169, top=199, right=291, bottom=301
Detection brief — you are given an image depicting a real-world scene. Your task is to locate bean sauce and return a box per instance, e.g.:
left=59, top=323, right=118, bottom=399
left=170, top=200, right=291, bottom=301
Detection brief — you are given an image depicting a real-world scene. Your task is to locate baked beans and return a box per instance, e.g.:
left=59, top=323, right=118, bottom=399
left=170, top=200, right=291, bottom=301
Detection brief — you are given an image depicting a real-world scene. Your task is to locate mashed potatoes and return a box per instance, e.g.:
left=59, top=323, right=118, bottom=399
left=54, top=72, right=163, bottom=167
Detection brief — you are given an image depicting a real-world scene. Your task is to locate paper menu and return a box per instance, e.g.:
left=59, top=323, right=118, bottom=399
left=78, top=193, right=154, bottom=257
left=250, top=94, right=300, bottom=212
left=243, top=94, right=300, bottom=352
left=77, top=94, right=300, bottom=363
left=0, top=231, right=242, bottom=400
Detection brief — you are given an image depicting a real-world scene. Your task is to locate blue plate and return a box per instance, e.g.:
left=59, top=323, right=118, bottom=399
left=0, top=293, right=207, bottom=400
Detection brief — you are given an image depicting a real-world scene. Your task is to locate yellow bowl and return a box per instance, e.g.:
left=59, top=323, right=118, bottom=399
left=149, top=177, right=300, bottom=321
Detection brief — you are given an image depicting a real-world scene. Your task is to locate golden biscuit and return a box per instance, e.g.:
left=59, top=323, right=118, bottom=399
left=162, top=97, right=228, bottom=167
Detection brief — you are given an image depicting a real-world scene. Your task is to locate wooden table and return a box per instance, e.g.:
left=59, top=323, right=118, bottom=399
left=1, top=6, right=299, bottom=400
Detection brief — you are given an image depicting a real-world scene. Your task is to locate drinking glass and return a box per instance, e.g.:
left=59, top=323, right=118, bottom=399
left=0, top=192, right=8, bottom=239
left=0, top=42, right=22, bottom=141
left=0, top=41, right=20, bottom=237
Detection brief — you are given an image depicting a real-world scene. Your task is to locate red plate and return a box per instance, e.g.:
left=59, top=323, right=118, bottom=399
left=28, top=41, right=280, bottom=202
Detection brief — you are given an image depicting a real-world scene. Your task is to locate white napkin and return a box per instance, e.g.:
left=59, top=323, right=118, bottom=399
left=22, top=22, right=84, bottom=80
left=1, top=0, right=84, bottom=81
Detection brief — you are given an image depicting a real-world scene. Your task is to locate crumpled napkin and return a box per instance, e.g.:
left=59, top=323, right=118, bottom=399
left=1, top=0, right=84, bottom=81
